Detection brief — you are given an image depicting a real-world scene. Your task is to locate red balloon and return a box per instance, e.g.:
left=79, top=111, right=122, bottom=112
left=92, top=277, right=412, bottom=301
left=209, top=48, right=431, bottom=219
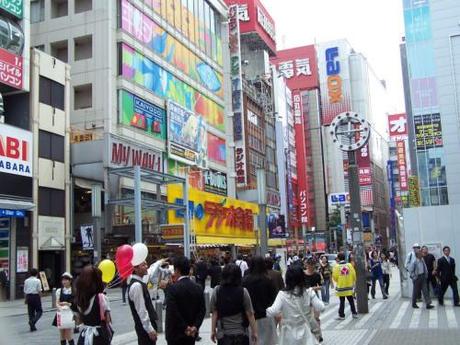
left=116, top=245, right=133, bottom=266
left=118, top=262, right=133, bottom=279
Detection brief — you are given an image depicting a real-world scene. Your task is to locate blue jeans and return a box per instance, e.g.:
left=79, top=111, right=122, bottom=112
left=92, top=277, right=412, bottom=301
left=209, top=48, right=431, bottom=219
left=321, top=278, right=331, bottom=303
left=371, top=276, right=387, bottom=298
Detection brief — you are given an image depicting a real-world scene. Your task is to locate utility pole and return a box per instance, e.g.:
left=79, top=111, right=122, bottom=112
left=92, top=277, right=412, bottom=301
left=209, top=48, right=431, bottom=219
left=91, top=184, right=102, bottom=263
left=134, top=165, right=142, bottom=243
left=329, top=111, right=370, bottom=314
left=257, top=168, right=268, bottom=256
left=184, top=170, right=191, bottom=259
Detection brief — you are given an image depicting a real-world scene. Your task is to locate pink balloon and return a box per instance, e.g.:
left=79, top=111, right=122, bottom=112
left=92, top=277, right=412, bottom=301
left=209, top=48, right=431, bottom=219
left=116, top=245, right=133, bottom=267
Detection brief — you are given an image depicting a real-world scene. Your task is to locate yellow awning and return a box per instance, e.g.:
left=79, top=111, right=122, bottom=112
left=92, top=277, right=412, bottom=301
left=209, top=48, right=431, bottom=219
left=196, top=235, right=257, bottom=246
left=268, top=239, right=286, bottom=247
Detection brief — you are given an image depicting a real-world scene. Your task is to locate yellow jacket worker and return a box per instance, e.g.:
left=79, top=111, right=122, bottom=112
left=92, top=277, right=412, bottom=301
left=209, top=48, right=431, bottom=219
left=332, top=252, right=358, bottom=320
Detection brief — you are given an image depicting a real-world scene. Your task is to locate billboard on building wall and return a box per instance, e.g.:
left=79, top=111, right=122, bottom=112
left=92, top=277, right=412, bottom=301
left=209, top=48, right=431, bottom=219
left=229, top=5, right=247, bottom=188
left=0, top=123, right=32, bottom=177
left=167, top=101, right=207, bottom=168
left=317, top=40, right=352, bottom=125
left=270, top=45, right=319, bottom=91
left=414, top=113, right=443, bottom=150
left=388, top=113, right=408, bottom=141
left=357, top=144, right=372, bottom=187
left=396, top=141, right=409, bottom=191
left=207, top=133, right=226, bottom=165
left=0, top=0, right=23, bottom=18
left=0, top=47, right=23, bottom=90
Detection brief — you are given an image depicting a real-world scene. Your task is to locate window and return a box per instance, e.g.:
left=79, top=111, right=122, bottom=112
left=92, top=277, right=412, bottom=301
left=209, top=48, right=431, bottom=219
left=74, top=84, right=92, bottom=110
left=50, top=40, right=68, bottom=63
left=31, top=0, right=45, bottom=23
left=51, top=0, right=68, bottom=18
left=39, top=130, right=65, bottom=162
left=38, top=187, right=65, bottom=217
left=75, top=0, right=92, bottom=14
left=74, top=35, right=92, bottom=60
left=34, top=45, right=45, bottom=52
left=39, top=76, right=65, bottom=110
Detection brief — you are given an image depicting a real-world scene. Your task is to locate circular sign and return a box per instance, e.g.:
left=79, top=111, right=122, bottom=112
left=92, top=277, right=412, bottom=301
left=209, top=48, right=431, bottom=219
left=329, top=112, right=370, bottom=151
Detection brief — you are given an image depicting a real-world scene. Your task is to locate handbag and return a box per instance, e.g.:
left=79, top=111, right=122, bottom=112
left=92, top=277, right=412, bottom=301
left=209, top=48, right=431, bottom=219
left=98, top=293, right=114, bottom=342
left=57, top=306, right=75, bottom=329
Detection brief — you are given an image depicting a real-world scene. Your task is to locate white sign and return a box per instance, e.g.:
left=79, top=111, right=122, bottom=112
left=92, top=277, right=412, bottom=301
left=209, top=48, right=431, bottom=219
left=38, top=216, right=65, bottom=250
left=0, top=123, right=33, bottom=177
left=328, top=192, right=350, bottom=207
left=238, top=4, right=249, bottom=21
left=278, top=59, right=312, bottom=79
left=109, top=136, right=163, bottom=172
left=80, top=224, right=94, bottom=250
left=257, top=6, right=275, bottom=40
left=16, top=247, right=28, bottom=273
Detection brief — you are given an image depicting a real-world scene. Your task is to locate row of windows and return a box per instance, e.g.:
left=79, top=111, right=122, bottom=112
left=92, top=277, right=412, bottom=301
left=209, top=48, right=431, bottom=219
left=31, top=0, right=92, bottom=23
left=39, top=76, right=65, bottom=110
left=39, top=187, right=65, bottom=217
left=36, top=34, right=92, bottom=64
left=39, top=130, right=65, bottom=162
left=148, top=0, right=223, bottom=66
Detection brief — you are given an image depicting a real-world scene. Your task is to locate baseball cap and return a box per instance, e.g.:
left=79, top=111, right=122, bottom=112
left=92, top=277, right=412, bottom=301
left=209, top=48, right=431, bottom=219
left=61, top=272, right=73, bottom=279
left=412, top=243, right=421, bottom=248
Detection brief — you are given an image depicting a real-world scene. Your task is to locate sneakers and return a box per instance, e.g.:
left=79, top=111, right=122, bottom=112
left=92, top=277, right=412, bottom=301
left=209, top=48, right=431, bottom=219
left=336, top=316, right=345, bottom=320
left=426, top=304, right=434, bottom=310
left=352, top=314, right=359, bottom=319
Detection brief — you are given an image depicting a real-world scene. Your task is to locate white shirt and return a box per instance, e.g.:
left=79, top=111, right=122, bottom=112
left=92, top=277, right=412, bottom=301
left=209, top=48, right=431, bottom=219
left=128, top=274, right=155, bottom=334
left=235, top=260, right=249, bottom=277
left=23, top=277, right=41, bottom=295
left=444, top=255, right=452, bottom=264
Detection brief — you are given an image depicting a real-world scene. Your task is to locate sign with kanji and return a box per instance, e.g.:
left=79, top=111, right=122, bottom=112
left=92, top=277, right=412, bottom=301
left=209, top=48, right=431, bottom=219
left=0, top=0, right=23, bottom=19
left=0, top=48, right=23, bottom=90
left=396, top=141, right=408, bottom=191
left=388, top=113, right=408, bottom=141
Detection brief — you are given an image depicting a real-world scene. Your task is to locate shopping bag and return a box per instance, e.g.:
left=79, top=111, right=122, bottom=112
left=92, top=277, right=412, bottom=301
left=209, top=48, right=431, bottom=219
left=57, top=307, right=75, bottom=329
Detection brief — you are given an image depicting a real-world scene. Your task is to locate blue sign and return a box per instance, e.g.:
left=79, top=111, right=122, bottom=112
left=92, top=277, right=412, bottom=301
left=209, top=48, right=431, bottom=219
left=325, top=47, right=340, bottom=75
left=0, top=209, right=25, bottom=218
left=174, top=199, right=204, bottom=220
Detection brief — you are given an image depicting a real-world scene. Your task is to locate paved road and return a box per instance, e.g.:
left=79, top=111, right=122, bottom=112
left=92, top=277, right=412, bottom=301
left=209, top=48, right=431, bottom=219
left=1, top=267, right=460, bottom=345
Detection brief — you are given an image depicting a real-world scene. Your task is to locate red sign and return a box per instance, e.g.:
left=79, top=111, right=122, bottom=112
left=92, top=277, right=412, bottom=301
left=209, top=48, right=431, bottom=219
left=0, top=48, right=23, bottom=89
left=292, top=91, right=308, bottom=225
left=396, top=141, right=408, bottom=191
left=204, top=201, right=254, bottom=231
left=388, top=113, right=408, bottom=141
left=270, top=45, right=319, bottom=91
left=357, top=144, right=372, bottom=187
left=224, top=0, right=276, bottom=55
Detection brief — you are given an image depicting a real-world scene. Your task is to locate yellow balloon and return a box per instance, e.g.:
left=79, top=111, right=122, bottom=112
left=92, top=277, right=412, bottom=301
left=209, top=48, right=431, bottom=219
left=98, top=259, right=116, bottom=283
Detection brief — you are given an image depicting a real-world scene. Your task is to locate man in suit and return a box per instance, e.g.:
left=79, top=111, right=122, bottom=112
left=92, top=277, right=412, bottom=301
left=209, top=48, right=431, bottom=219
left=437, top=246, right=460, bottom=306
left=166, top=256, right=206, bottom=345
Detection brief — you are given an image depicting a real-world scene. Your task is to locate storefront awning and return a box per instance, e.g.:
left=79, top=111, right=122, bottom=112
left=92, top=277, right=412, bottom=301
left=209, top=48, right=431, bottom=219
left=0, top=198, right=35, bottom=210
left=268, top=239, right=287, bottom=247
left=196, top=236, right=257, bottom=246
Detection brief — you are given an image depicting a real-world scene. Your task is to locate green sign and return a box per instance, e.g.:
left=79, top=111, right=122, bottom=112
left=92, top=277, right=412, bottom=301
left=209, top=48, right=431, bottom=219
left=120, top=90, right=166, bottom=140
left=0, top=0, right=23, bottom=19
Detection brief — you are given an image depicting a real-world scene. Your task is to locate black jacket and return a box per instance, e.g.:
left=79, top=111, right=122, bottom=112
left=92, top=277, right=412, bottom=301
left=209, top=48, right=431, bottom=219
left=165, top=277, right=206, bottom=344
left=208, top=264, right=222, bottom=288
left=242, top=274, right=277, bottom=319
left=437, top=256, right=457, bottom=283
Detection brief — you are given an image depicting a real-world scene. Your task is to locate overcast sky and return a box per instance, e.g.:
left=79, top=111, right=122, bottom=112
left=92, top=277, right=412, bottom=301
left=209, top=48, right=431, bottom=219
left=263, top=0, right=406, bottom=113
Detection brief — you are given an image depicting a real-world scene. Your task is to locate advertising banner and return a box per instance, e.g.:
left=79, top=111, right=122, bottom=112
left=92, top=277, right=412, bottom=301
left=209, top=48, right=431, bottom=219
left=0, top=0, right=23, bottom=18
left=203, top=169, right=228, bottom=196
left=292, top=91, right=308, bottom=225
left=167, top=100, right=207, bottom=168
left=207, top=133, right=226, bottom=164
left=0, top=47, right=23, bottom=90
left=268, top=214, right=286, bottom=239
left=108, top=135, right=163, bottom=172
left=414, top=113, right=443, bottom=150
left=0, top=123, right=32, bottom=177
left=229, top=5, right=247, bottom=187
left=160, top=224, right=184, bottom=242
left=396, top=141, right=409, bottom=191
left=409, top=176, right=421, bottom=207
left=357, top=144, right=372, bottom=187
left=328, top=192, right=350, bottom=208
left=80, top=225, right=94, bottom=250
left=388, top=113, right=408, bottom=141
left=0, top=219, right=9, bottom=278
left=317, top=41, right=352, bottom=125
left=16, top=246, right=28, bottom=273
left=119, top=90, right=166, bottom=140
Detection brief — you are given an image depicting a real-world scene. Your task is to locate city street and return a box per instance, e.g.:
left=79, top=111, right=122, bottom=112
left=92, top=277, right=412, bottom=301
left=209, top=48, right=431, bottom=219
left=1, top=268, right=459, bottom=345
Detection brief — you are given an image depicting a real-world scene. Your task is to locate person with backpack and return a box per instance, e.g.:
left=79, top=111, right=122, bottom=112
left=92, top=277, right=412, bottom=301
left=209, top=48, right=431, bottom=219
left=210, top=263, right=258, bottom=345
left=235, top=255, right=249, bottom=277
left=52, top=272, right=76, bottom=345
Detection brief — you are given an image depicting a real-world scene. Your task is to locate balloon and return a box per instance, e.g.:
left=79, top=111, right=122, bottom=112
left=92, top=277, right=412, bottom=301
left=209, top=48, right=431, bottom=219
left=118, top=262, right=133, bottom=279
left=131, top=243, right=149, bottom=266
left=98, top=260, right=116, bottom=283
left=116, top=245, right=133, bottom=266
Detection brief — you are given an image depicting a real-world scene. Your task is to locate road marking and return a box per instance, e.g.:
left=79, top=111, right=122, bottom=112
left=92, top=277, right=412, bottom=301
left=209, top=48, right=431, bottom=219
left=334, top=312, right=355, bottom=329
left=409, top=308, right=421, bottom=328
left=360, top=329, right=378, bottom=345
left=389, top=301, right=410, bottom=329
left=428, top=308, right=437, bottom=328
left=354, top=302, right=383, bottom=329
left=446, top=307, right=458, bottom=328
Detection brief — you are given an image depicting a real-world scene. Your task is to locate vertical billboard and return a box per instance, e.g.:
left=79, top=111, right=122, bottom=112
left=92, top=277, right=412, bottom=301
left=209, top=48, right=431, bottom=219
left=229, top=5, right=247, bottom=187
left=167, top=101, right=207, bottom=168
left=396, top=141, right=409, bottom=191
left=388, top=113, right=408, bottom=141
left=414, top=113, right=443, bottom=150
left=317, top=40, right=352, bottom=125
left=292, top=91, right=308, bottom=225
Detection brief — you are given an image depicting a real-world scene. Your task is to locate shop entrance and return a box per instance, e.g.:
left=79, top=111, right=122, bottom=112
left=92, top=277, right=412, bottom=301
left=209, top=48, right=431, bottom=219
left=39, top=251, right=64, bottom=290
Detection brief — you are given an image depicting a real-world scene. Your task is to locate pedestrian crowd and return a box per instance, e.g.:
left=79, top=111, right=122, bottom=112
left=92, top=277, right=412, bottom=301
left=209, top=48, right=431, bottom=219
left=21, top=244, right=458, bottom=345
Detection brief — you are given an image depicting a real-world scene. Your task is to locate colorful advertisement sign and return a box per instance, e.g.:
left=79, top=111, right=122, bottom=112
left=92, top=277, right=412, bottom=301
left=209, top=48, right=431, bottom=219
left=270, top=45, right=319, bottom=91
left=207, top=133, right=226, bottom=164
left=167, top=100, right=207, bottom=168
left=0, top=219, right=9, bottom=278
left=229, top=5, right=247, bottom=187
left=403, top=5, right=431, bottom=43
left=268, top=214, right=286, bottom=239
left=0, top=47, right=23, bottom=90
left=121, top=0, right=223, bottom=98
left=396, top=141, right=409, bottom=191
left=0, top=0, right=23, bottom=18
left=0, top=123, right=32, bottom=177
left=168, top=184, right=258, bottom=239
left=414, top=113, right=443, bottom=150
left=328, top=192, right=350, bottom=207
left=108, top=135, right=163, bottom=172
left=120, top=43, right=224, bottom=131
left=409, top=176, right=421, bottom=207
left=160, top=224, right=184, bottom=242
left=292, top=91, right=308, bottom=225
left=388, top=113, right=408, bottom=141
left=16, top=246, right=28, bottom=273
left=225, top=0, right=276, bottom=55
left=119, top=90, right=166, bottom=140
left=317, top=41, right=352, bottom=125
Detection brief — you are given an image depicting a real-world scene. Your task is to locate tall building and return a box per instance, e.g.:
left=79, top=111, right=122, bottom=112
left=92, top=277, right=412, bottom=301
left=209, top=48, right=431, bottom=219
left=31, top=1, right=235, bottom=266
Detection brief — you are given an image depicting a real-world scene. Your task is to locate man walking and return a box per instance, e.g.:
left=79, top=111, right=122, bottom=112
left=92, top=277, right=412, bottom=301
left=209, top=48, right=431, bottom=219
left=235, top=254, right=249, bottom=277
left=405, top=243, right=421, bottom=271
left=23, top=268, right=42, bottom=332
left=332, top=252, right=358, bottom=320
left=128, top=261, right=158, bottom=345
left=421, top=246, right=438, bottom=297
left=409, top=251, right=434, bottom=309
left=437, top=246, right=460, bottom=306
left=166, top=256, right=205, bottom=345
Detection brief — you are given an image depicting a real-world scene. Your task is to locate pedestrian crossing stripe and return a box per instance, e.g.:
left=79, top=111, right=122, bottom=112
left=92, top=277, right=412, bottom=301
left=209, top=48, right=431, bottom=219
left=389, top=301, right=410, bottom=329
left=446, top=307, right=458, bottom=329
left=409, top=308, right=421, bottom=329
left=353, top=302, right=383, bottom=329
left=428, top=308, right=437, bottom=328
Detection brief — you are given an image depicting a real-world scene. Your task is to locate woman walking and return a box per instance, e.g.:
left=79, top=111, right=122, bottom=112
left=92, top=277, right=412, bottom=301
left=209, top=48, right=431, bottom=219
left=52, top=272, right=75, bottom=345
left=369, top=251, right=388, bottom=299
left=381, top=253, right=391, bottom=296
left=319, top=256, right=333, bottom=305
left=210, top=263, right=258, bottom=345
left=243, top=256, right=278, bottom=345
left=267, top=266, right=325, bottom=345
left=75, top=266, right=113, bottom=345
